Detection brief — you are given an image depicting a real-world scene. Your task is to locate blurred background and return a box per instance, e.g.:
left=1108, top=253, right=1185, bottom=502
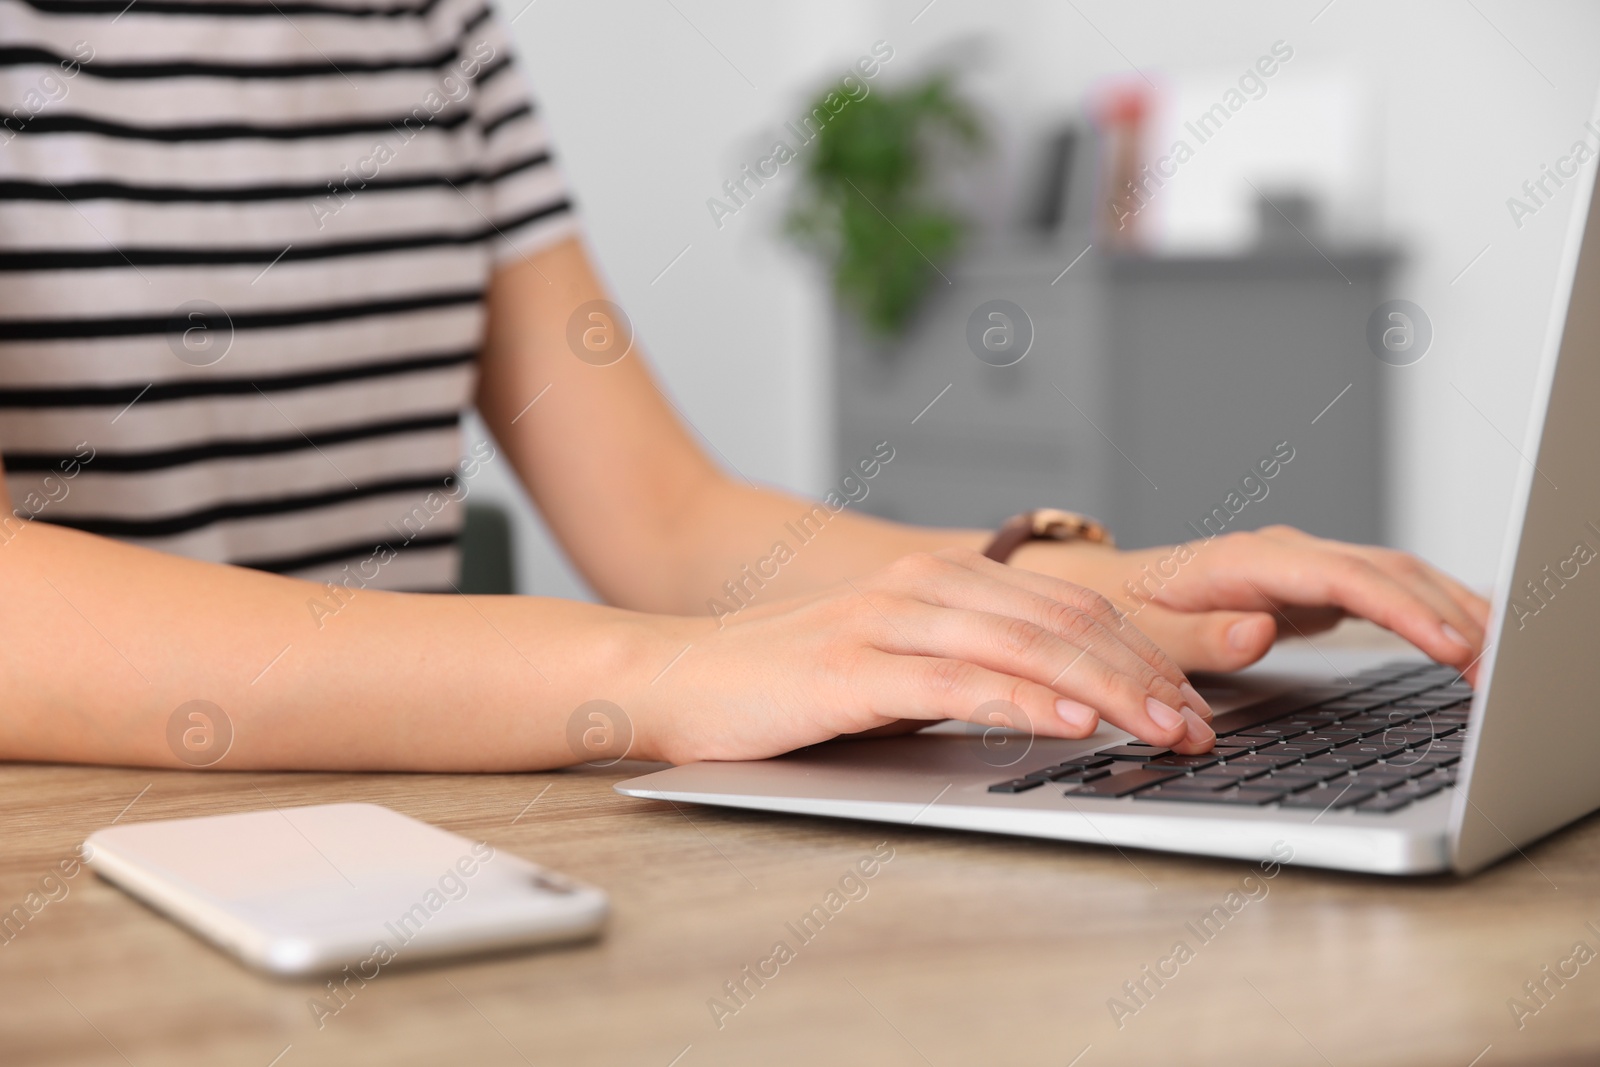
left=462, top=0, right=1600, bottom=602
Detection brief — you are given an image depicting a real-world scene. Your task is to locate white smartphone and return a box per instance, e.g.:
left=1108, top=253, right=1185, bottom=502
left=84, top=802, right=608, bottom=976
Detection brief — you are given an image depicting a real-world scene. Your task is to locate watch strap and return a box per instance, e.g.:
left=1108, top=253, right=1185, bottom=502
left=981, top=508, right=1115, bottom=563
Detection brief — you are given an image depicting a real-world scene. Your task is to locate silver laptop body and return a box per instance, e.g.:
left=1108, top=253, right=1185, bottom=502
left=617, top=105, right=1600, bottom=877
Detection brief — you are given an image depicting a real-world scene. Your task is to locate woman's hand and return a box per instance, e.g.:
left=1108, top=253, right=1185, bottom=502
left=1013, top=525, right=1491, bottom=682
left=629, top=548, right=1217, bottom=764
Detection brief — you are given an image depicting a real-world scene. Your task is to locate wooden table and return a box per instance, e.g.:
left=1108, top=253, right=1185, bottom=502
left=4, top=629, right=1600, bottom=1067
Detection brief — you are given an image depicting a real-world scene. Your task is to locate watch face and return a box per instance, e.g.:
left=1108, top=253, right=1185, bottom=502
left=1034, top=510, right=1084, bottom=536
left=1032, top=509, right=1112, bottom=546
left=986, top=510, right=1114, bottom=563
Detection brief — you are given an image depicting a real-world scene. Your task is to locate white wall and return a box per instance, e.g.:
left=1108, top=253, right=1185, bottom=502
left=487, top=0, right=869, bottom=599
left=492, top=0, right=1600, bottom=596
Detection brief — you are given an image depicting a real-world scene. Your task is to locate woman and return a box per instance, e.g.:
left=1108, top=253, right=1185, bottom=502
left=0, top=0, right=1486, bottom=770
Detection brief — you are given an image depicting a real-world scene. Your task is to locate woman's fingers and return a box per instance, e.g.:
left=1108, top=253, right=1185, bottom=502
left=1121, top=603, right=1280, bottom=673
left=1252, top=528, right=1488, bottom=661
left=1418, top=557, right=1492, bottom=630
left=665, top=531, right=1497, bottom=767
left=1366, top=556, right=1482, bottom=649
left=1216, top=534, right=1479, bottom=671
left=865, top=651, right=1095, bottom=741
left=1258, top=526, right=1488, bottom=646
left=902, top=549, right=1214, bottom=719
left=860, top=599, right=1214, bottom=753
left=1351, top=548, right=1488, bottom=645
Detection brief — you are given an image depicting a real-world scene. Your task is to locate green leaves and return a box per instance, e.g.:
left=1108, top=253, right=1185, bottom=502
left=785, top=73, right=983, bottom=337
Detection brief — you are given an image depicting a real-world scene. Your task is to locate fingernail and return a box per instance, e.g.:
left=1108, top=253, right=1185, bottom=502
left=1441, top=623, right=1471, bottom=650
left=1180, top=706, right=1215, bottom=747
left=1055, top=699, right=1097, bottom=732
left=1145, top=697, right=1183, bottom=733
left=1179, top=682, right=1213, bottom=720
left=1227, top=620, right=1255, bottom=651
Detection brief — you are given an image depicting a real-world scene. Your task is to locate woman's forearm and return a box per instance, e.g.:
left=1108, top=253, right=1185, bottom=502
left=0, top=522, right=690, bottom=771
left=651, top=476, right=990, bottom=617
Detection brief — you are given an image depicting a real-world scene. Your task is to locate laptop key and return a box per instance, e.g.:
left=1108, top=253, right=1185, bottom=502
left=1132, top=783, right=1230, bottom=802
left=1338, top=720, right=1396, bottom=738
left=1043, top=766, right=1113, bottom=783
left=1097, top=745, right=1171, bottom=761
left=1330, top=787, right=1380, bottom=809
left=1245, top=724, right=1307, bottom=738
left=1378, top=757, right=1438, bottom=777
left=1386, top=779, right=1448, bottom=802
left=1338, top=742, right=1408, bottom=761
left=1213, top=786, right=1288, bottom=806
left=1265, top=765, right=1324, bottom=782
left=988, top=778, right=1044, bottom=793
left=1189, top=769, right=1264, bottom=788
left=1385, top=734, right=1451, bottom=751
left=1211, top=689, right=1348, bottom=737
left=1400, top=694, right=1460, bottom=709
left=1305, top=751, right=1380, bottom=772
left=1369, top=716, right=1433, bottom=735
left=1355, top=793, right=1416, bottom=814
left=1281, top=714, right=1339, bottom=727
left=1146, top=753, right=1223, bottom=770
left=1274, top=741, right=1334, bottom=758
left=1363, top=686, right=1426, bottom=702
left=1223, top=751, right=1304, bottom=770
left=1024, top=765, right=1091, bottom=781
left=1347, top=772, right=1415, bottom=794
left=1278, top=789, right=1348, bottom=810
left=1065, top=766, right=1185, bottom=797
left=1393, top=720, right=1458, bottom=735
left=1316, top=700, right=1372, bottom=712
left=1300, top=731, right=1363, bottom=745
left=1133, top=785, right=1286, bottom=806
left=1362, top=664, right=1423, bottom=682
left=1287, top=777, right=1377, bottom=807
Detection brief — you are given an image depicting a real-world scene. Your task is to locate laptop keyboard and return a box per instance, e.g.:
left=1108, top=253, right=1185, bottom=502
left=988, top=661, right=1472, bottom=815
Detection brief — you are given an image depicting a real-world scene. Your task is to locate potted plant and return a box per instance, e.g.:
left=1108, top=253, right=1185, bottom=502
left=785, top=72, right=984, bottom=338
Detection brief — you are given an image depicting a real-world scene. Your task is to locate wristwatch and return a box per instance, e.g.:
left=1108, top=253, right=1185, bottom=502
left=981, top=508, right=1115, bottom=563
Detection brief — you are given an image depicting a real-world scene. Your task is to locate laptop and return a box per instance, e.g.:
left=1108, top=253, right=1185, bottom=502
left=616, top=119, right=1600, bottom=878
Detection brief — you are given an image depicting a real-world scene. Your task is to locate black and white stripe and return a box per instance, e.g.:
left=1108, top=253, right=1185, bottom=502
left=0, top=0, right=574, bottom=588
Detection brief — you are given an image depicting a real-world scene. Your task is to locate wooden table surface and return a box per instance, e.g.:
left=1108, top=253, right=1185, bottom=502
left=4, top=630, right=1600, bottom=1067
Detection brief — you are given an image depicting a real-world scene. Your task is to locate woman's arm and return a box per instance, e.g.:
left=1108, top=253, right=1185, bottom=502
left=0, top=462, right=1216, bottom=767
left=0, top=506, right=659, bottom=770
left=478, top=238, right=1490, bottom=679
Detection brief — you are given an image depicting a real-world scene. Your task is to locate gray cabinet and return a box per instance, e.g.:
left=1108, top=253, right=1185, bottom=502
left=834, top=246, right=1394, bottom=549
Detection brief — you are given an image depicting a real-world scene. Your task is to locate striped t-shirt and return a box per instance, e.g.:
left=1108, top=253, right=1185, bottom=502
left=0, top=0, right=575, bottom=591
